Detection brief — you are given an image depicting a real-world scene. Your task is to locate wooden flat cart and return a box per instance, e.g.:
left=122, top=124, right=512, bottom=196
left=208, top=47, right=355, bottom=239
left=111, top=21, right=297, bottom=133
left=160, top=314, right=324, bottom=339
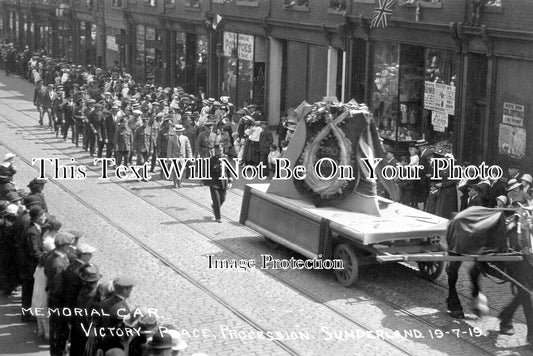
left=240, top=184, right=454, bottom=286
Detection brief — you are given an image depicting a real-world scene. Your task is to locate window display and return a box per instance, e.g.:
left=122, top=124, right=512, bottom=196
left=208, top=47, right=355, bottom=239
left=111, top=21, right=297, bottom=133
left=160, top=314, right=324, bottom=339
left=372, top=42, right=458, bottom=155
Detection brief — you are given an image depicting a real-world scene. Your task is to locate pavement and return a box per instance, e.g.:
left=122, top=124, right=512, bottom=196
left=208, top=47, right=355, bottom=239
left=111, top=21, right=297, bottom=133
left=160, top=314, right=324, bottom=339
left=0, top=291, right=49, bottom=355
left=0, top=71, right=532, bottom=356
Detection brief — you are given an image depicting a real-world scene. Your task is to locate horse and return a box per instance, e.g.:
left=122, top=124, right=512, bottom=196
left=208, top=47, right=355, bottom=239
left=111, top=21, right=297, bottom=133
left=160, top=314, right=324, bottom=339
left=445, top=206, right=533, bottom=343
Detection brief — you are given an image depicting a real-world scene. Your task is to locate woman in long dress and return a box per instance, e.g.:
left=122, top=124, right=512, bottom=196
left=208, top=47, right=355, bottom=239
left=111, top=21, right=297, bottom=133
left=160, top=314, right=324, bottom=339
left=31, top=217, right=61, bottom=339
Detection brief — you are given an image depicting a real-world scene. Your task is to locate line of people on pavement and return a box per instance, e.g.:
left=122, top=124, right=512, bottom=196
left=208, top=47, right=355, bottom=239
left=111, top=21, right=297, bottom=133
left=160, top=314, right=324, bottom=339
left=0, top=153, right=191, bottom=355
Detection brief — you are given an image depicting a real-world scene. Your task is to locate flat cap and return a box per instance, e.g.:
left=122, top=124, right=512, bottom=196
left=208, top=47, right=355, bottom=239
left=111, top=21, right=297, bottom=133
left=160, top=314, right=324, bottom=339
left=114, top=276, right=135, bottom=288
left=67, top=229, right=85, bottom=240
left=54, top=231, right=75, bottom=247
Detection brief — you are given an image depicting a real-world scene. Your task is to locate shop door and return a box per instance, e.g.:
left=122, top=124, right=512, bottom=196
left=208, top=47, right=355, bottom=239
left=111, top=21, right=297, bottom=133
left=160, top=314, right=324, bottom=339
left=462, top=54, right=487, bottom=164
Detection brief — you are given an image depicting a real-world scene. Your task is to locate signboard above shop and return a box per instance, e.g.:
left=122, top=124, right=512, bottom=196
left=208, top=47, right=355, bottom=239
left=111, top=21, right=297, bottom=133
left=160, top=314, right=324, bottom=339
left=223, top=32, right=254, bottom=62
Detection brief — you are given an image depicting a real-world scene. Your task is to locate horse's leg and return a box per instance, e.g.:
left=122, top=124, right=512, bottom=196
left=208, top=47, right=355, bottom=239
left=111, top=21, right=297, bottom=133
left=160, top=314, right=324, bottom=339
left=470, top=262, right=489, bottom=317
left=447, top=261, right=465, bottom=318
left=519, top=286, right=533, bottom=343
left=499, top=294, right=520, bottom=335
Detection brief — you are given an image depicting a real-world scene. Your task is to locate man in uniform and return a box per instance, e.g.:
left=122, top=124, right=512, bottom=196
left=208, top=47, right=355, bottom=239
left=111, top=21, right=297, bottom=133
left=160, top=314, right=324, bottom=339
left=204, top=149, right=232, bottom=223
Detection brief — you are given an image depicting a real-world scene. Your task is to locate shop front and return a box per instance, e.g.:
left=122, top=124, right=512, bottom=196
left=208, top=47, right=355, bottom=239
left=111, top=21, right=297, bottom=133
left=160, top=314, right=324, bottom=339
left=220, top=31, right=266, bottom=109
left=173, top=31, right=207, bottom=94
left=134, top=25, right=163, bottom=83
left=370, top=42, right=459, bottom=157
left=78, top=20, right=97, bottom=65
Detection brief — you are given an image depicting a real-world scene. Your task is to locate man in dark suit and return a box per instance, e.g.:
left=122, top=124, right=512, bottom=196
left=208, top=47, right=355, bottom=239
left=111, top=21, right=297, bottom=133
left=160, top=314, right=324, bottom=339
left=19, top=206, right=47, bottom=319
left=61, top=95, right=76, bottom=142
left=97, top=106, right=115, bottom=159
left=204, top=150, right=232, bottom=223
left=258, top=121, right=274, bottom=176
left=87, top=103, right=102, bottom=157
left=64, top=243, right=96, bottom=309
left=416, top=140, right=433, bottom=210
left=44, top=231, right=74, bottom=356
left=26, top=178, right=48, bottom=213
left=466, top=184, right=483, bottom=208
left=100, top=276, right=134, bottom=352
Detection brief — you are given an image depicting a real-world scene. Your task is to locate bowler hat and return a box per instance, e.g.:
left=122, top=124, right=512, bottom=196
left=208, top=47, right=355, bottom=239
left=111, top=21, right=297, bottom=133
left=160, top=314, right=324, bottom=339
left=79, top=266, right=102, bottom=282
left=6, top=190, right=24, bottom=203
left=29, top=206, right=44, bottom=220
left=163, top=328, right=188, bottom=351
left=23, top=195, right=42, bottom=208
left=28, top=178, right=47, bottom=187
left=148, top=332, right=173, bottom=350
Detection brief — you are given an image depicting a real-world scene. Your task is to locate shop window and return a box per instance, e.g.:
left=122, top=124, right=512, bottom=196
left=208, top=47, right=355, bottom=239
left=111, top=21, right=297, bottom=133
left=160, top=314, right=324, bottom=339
left=284, top=0, right=309, bottom=10
left=144, top=0, right=157, bottom=6
left=372, top=42, right=458, bottom=155
left=112, top=0, right=123, bottom=7
left=164, top=0, right=175, bottom=5
left=329, top=0, right=346, bottom=11
left=236, top=0, right=259, bottom=7
left=399, top=0, right=442, bottom=8
left=184, top=0, right=200, bottom=7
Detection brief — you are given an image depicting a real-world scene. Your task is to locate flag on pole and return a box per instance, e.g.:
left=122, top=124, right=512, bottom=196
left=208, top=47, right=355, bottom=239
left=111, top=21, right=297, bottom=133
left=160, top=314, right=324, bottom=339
left=212, top=14, right=224, bottom=30
left=370, top=0, right=397, bottom=28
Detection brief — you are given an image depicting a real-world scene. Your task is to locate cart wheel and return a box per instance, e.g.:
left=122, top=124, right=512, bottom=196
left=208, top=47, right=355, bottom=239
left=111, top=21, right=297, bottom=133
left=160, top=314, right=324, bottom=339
left=417, top=261, right=444, bottom=280
left=264, top=237, right=280, bottom=250
left=333, top=243, right=359, bottom=287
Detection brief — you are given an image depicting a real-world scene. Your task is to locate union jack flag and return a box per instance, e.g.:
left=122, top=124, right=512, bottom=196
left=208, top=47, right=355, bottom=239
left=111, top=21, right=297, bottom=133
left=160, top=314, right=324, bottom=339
left=370, top=0, right=397, bottom=28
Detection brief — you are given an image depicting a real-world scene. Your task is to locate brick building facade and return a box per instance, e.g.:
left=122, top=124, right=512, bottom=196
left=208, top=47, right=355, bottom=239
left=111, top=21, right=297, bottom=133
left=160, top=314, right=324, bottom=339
left=0, top=0, right=532, bottom=171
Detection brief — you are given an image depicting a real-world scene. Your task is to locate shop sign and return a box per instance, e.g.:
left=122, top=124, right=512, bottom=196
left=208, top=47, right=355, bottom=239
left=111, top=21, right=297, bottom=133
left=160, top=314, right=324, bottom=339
left=502, top=102, right=524, bottom=127
left=107, top=35, right=118, bottom=52
left=431, top=111, right=448, bottom=132
left=145, top=40, right=161, bottom=49
left=424, top=81, right=455, bottom=116
left=223, top=32, right=254, bottom=61
left=498, top=124, right=526, bottom=159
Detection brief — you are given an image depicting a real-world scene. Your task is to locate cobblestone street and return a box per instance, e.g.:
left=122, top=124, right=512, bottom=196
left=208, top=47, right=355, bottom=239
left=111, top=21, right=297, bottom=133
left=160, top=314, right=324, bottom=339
left=0, top=73, right=532, bottom=356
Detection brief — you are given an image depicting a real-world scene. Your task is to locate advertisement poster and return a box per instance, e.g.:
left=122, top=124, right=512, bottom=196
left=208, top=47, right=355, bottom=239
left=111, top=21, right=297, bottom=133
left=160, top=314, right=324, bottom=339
left=502, top=102, right=525, bottom=127
left=498, top=123, right=526, bottom=159
left=223, top=32, right=254, bottom=61
left=431, top=111, right=448, bottom=132
left=424, top=82, right=456, bottom=116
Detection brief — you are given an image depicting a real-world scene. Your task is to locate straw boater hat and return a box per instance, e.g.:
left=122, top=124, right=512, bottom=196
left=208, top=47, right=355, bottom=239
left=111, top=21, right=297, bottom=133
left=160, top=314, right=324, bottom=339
left=506, top=179, right=522, bottom=191
left=3, top=152, right=16, bottom=162
left=174, top=124, right=185, bottom=132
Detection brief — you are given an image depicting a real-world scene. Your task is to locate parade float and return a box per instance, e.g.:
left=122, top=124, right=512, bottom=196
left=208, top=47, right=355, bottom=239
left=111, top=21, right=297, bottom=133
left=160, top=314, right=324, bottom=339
left=239, top=99, right=450, bottom=286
